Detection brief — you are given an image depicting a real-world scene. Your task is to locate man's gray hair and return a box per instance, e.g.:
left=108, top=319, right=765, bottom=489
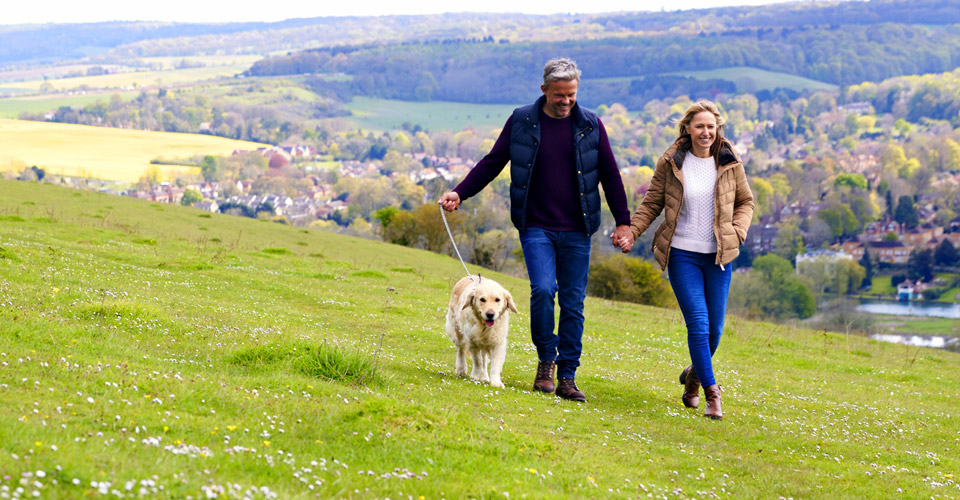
left=543, top=58, right=582, bottom=86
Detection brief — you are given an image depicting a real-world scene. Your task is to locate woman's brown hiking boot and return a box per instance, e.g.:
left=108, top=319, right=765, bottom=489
left=703, top=384, right=723, bottom=420
left=679, top=365, right=700, bottom=409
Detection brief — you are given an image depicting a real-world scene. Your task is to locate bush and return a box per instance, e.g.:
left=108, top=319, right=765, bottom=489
left=809, top=298, right=874, bottom=334
left=921, top=288, right=942, bottom=300
left=587, top=254, right=675, bottom=307
left=730, top=254, right=816, bottom=319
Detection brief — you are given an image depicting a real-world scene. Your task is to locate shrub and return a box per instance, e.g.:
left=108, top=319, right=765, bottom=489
left=587, top=254, right=675, bottom=307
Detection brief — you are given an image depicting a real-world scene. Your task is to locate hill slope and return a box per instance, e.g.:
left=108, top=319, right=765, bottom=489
left=0, top=180, right=958, bottom=498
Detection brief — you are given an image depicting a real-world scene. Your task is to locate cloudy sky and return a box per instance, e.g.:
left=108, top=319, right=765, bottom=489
left=4, top=0, right=798, bottom=24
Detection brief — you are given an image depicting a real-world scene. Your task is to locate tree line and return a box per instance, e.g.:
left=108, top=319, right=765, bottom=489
left=248, top=23, right=960, bottom=105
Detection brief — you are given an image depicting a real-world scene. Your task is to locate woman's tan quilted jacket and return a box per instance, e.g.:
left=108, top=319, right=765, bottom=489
left=630, top=137, right=754, bottom=270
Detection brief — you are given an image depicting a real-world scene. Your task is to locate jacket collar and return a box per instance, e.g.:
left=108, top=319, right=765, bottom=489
left=669, top=137, right=739, bottom=170
left=531, top=95, right=588, bottom=129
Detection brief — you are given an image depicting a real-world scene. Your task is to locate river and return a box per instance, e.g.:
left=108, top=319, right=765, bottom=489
left=855, top=298, right=960, bottom=319
left=854, top=298, right=960, bottom=351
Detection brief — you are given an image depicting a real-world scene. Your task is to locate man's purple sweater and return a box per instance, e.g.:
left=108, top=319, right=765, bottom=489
left=453, top=111, right=631, bottom=232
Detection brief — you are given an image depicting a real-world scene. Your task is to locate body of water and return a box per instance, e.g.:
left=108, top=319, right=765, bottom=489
left=855, top=298, right=960, bottom=319
left=870, top=333, right=960, bottom=352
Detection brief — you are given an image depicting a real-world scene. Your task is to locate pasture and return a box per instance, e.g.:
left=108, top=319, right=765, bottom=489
left=668, top=67, right=839, bottom=93
left=136, top=55, right=264, bottom=70
left=0, top=179, right=957, bottom=499
left=344, top=97, right=517, bottom=132
left=0, top=92, right=139, bottom=119
left=596, top=67, right=839, bottom=93
left=0, top=119, right=268, bottom=181
left=0, top=65, right=251, bottom=94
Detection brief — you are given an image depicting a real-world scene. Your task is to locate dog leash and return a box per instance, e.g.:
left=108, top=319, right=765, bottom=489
left=439, top=204, right=478, bottom=287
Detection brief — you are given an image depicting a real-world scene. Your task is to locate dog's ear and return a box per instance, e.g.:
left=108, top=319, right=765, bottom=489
left=459, top=288, right=476, bottom=311
left=504, top=290, right=518, bottom=313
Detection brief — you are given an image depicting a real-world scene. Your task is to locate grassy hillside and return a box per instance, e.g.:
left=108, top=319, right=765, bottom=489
left=0, top=65, right=250, bottom=94
left=594, top=67, right=838, bottom=94
left=0, top=179, right=958, bottom=499
left=345, top=97, right=518, bottom=132
left=0, top=119, right=268, bottom=181
left=666, top=67, right=839, bottom=93
left=0, top=92, right=139, bottom=119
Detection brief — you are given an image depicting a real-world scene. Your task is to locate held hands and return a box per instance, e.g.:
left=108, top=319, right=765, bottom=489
left=438, top=192, right=460, bottom=212
left=611, top=225, right=634, bottom=253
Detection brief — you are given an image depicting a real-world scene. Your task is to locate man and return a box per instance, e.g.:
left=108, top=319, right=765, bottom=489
left=439, top=58, right=632, bottom=402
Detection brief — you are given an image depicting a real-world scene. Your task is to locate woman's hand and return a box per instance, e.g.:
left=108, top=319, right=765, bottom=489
left=611, top=225, right=635, bottom=253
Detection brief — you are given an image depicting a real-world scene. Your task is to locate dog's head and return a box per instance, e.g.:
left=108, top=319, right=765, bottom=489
left=459, top=279, right=518, bottom=327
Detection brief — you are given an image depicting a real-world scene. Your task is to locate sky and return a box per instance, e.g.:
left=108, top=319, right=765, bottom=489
left=4, top=0, right=798, bottom=25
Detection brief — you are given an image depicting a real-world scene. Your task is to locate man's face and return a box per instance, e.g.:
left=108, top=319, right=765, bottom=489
left=540, top=79, right=578, bottom=119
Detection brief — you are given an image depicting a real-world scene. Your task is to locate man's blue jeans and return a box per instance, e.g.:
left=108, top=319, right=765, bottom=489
left=667, top=247, right=732, bottom=388
left=519, top=227, right=591, bottom=380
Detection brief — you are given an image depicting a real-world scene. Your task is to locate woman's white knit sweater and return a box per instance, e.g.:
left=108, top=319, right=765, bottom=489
left=671, top=154, right=718, bottom=254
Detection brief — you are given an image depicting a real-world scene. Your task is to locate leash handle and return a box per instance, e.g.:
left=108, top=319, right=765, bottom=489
left=439, top=204, right=477, bottom=286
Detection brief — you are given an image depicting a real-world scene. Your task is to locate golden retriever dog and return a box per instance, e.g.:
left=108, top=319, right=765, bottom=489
left=445, top=276, right=518, bottom=388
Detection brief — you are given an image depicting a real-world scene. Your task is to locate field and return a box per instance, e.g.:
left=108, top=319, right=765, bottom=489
left=0, top=92, right=139, bottom=119
left=671, top=67, right=839, bottom=93
left=596, top=67, right=838, bottom=93
left=0, top=65, right=252, bottom=94
left=873, top=314, right=960, bottom=337
left=0, top=179, right=958, bottom=499
left=0, top=119, right=268, bottom=181
left=136, top=55, right=264, bottom=70
left=345, top=97, right=517, bottom=132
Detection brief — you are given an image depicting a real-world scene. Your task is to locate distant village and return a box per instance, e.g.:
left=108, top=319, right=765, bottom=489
left=35, top=101, right=960, bottom=302
left=97, top=145, right=468, bottom=222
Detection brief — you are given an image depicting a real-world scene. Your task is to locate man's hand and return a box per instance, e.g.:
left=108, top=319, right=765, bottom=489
left=438, top=191, right=461, bottom=212
left=611, top=224, right=634, bottom=253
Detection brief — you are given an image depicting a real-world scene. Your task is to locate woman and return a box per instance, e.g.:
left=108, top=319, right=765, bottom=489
left=615, top=101, right=753, bottom=420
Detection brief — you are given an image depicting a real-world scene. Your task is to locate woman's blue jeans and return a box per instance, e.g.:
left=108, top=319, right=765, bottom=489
left=519, top=227, right=591, bottom=380
left=667, top=247, right=732, bottom=387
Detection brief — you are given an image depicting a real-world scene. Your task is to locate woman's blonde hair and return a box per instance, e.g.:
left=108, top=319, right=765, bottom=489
left=677, top=100, right=726, bottom=159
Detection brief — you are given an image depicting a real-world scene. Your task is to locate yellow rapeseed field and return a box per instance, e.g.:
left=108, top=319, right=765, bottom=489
left=0, top=118, right=269, bottom=182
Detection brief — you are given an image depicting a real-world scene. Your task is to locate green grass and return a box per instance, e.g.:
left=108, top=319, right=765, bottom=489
left=1, top=179, right=959, bottom=498
left=869, top=276, right=898, bottom=296
left=598, top=66, right=839, bottom=93
left=873, top=314, right=960, bottom=336
left=0, top=92, right=140, bottom=119
left=345, top=96, right=517, bottom=132
left=934, top=273, right=960, bottom=303
left=0, top=65, right=251, bottom=94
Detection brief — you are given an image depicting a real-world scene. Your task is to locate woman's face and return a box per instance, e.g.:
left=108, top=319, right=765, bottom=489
left=687, top=111, right=718, bottom=156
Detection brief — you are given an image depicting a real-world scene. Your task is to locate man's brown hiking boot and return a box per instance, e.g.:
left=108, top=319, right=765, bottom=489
left=556, top=378, right=586, bottom=402
left=533, top=361, right=556, bottom=394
